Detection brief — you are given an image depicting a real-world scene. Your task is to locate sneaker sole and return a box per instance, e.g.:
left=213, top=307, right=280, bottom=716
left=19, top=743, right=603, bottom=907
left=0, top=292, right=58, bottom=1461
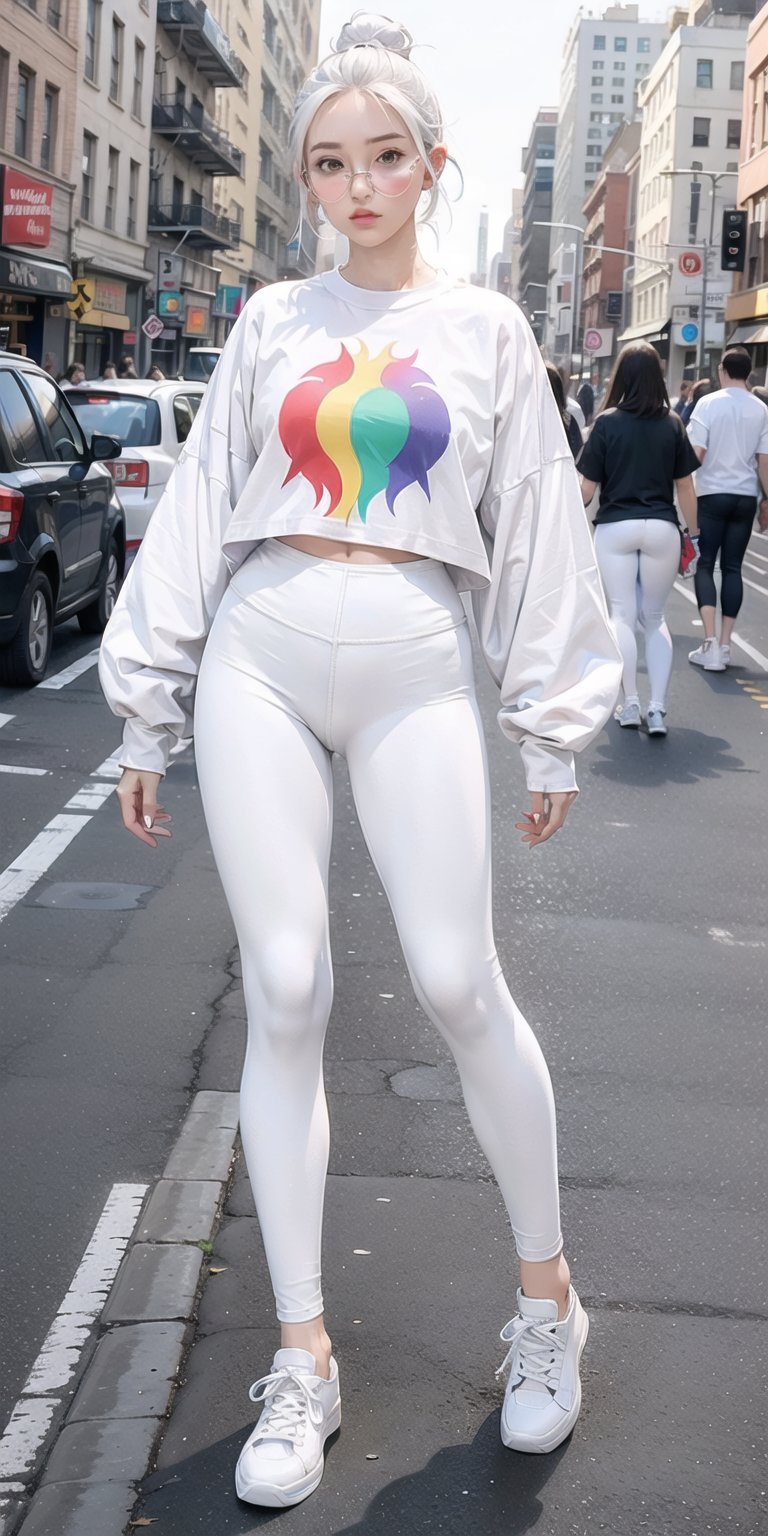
left=235, top=1402, right=341, bottom=1507
left=646, top=723, right=667, bottom=736
left=501, top=1313, right=589, bottom=1456
left=618, top=719, right=641, bottom=729
left=689, top=655, right=726, bottom=672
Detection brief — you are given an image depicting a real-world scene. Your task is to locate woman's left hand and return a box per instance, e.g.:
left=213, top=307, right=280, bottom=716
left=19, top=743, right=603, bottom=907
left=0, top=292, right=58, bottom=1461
left=515, top=791, right=578, bottom=849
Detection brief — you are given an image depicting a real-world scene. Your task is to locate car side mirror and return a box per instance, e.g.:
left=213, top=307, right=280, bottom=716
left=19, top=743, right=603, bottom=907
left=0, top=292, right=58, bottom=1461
left=90, top=433, right=123, bottom=461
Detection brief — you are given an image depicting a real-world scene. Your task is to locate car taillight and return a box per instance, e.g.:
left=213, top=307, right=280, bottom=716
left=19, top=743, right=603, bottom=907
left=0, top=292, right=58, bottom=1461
left=0, top=487, right=24, bottom=543
left=105, top=459, right=149, bottom=489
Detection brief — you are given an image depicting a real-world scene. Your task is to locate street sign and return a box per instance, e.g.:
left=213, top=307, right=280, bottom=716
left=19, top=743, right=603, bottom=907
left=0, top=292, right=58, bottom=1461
left=142, top=313, right=164, bottom=339
left=681, top=322, right=698, bottom=343
left=67, top=277, right=95, bottom=320
left=679, top=251, right=702, bottom=276
left=584, top=328, right=602, bottom=351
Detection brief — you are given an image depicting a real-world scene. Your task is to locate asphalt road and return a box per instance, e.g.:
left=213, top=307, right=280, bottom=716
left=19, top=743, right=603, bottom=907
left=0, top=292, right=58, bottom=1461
left=1, top=534, right=767, bottom=1531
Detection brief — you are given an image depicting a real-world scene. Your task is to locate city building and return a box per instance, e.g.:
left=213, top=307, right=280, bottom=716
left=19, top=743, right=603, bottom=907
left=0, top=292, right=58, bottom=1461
left=725, top=0, right=768, bottom=376
left=472, top=207, right=489, bottom=287
left=489, top=189, right=523, bottom=298
left=581, top=118, right=641, bottom=385
left=519, top=109, right=557, bottom=337
left=547, top=4, right=667, bottom=365
left=70, top=0, right=158, bottom=376
left=625, top=1, right=757, bottom=387
left=0, top=0, right=79, bottom=372
left=147, top=0, right=245, bottom=375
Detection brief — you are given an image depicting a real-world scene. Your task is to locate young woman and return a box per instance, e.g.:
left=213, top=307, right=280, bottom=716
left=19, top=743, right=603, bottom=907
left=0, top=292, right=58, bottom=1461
left=545, top=361, right=584, bottom=457
left=100, top=14, right=621, bottom=1509
left=578, top=342, right=699, bottom=736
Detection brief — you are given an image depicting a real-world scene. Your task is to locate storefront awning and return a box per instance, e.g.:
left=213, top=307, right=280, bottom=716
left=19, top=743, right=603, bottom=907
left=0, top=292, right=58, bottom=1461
left=0, top=250, right=72, bottom=296
left=727, top=321, right=768, bottom=346
left=617, top=318, right=671, bottom=345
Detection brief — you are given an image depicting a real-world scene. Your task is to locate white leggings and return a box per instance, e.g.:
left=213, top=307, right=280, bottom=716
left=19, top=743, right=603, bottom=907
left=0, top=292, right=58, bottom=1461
left=594, top=519, right=680, bottom=709
left=194, top=541, right=562, bottom=1323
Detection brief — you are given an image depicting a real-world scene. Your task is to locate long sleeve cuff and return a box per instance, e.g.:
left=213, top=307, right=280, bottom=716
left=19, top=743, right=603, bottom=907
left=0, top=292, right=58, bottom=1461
left=118, top=719, right=172, bottom=777
left=519, top=739, right=578, bottom=794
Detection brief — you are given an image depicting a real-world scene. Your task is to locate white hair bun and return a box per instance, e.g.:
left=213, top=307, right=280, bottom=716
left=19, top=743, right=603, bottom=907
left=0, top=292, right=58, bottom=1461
left=333, top=12, right=414, bottom=59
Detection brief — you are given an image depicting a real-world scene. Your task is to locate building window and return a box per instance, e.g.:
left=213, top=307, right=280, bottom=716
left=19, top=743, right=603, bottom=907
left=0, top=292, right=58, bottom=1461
left=614, top=62, right=625, bottom=72
left=727, top=118, right=741, bottom=150
left=85, top=0, right=99, bottom=83
left=132, top=40, right=144, bottom=118
left=256, top=212, right=269, bottom=253
left=593, top=59, right=604, bottom=70
left=637, top=37, right=650, bottom=53
left=262, top=74, right=275, bottom=122
left=587, top=128, right=602, bottom=140
left=110, top=16, right=123, bottom=102
left=19, top=0, right=37, bottom=11
left=81, top=131, right=96, bottom=220
left=40, top=84, right=58, bottom=171
left=105, top=145, right=119, bottom=229
left=730, top=60, right=744, bottom=92
left=0, top=51, right=9, bottom=148
left=259, top=138, right=273, bottom=184
left=692, top=116, right=710, bottom=147
left=47, top=1, right=62, bottom=27
left=239, top=64, right=249, bottom=101
left=614, top=36, right=627, bottom=52
left=171, top=175, right=184, bottom=216
left=591, top=75, right=602, bottom=86
left=15, top=67, right=33, bottom=159
left=264, top=4, right=277, bottom=54
left=128, top=158, right=139, bottom=238
left=593, top=34, right=605, bottom=50
left=696, top=59, right=713, bottom=89
left=611, top=94, right=623, bottom=103
left=591, top=93, right=603, bottom=104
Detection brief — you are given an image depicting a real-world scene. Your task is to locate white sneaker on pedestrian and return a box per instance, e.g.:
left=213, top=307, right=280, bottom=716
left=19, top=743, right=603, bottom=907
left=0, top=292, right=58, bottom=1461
left=645, top=707, right=667, bottom=736
left=615, top=700, right=642, bottom=728
left=497, top=1286, right=589, bottom=1455
left=688, top=638, right=725, bottom=671
left=235, top=1348, right=341, bottom=1508
left=719, top=644, right=731, bottom=667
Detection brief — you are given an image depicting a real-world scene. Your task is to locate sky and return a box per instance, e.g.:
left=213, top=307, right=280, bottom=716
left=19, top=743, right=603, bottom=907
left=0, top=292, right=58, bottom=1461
left=318, top=1, right=671, bottom=277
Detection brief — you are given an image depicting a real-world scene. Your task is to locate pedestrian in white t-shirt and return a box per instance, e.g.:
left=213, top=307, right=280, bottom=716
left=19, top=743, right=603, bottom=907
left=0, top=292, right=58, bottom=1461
left=686, top=346, right=768, bottom=670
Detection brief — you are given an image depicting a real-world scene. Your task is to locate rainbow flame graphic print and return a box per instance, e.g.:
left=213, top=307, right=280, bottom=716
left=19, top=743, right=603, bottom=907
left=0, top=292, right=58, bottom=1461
left=277, top=341, right=451, bottom=523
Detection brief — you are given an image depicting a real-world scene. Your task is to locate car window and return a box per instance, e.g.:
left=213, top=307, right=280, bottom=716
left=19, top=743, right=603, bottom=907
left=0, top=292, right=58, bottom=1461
left=0, top=372, right=48, bottom=465
left=173, top=394, right=197, bottom=443
left=67, top=392, right=162, bottom=447
left=22, top=373, right=87, bottom=463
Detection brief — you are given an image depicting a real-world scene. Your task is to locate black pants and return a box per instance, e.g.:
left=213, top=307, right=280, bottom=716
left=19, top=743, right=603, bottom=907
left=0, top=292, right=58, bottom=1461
left=694, top=493, right=757, bottom=619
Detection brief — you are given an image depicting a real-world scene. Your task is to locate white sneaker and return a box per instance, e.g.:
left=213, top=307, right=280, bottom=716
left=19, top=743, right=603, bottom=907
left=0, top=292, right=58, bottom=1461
left=646, top=707, right=667, bottom=736
left=719, top=644, right=731, bottom=667
left=688, top=638, right=725, bottom=671
left=497, top=1287, right=589, bottom=1455
left=615, top=700, right=642, bottom=728
left=235, top=1348, right=341, bottom=1507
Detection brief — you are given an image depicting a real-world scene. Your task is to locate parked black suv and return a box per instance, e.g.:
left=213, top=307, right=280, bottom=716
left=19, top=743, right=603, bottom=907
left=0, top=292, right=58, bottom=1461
left=0, top=354, right=125, bottom=686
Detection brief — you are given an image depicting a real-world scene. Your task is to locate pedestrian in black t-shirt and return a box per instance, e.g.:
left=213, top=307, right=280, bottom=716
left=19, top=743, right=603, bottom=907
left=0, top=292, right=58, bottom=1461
left=577, top=342, right=700, bottom=737
left=544, top=362, right=584, bottom=458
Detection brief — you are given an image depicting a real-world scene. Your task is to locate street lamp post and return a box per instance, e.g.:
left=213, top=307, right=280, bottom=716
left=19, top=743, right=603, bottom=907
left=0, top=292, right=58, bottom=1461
left=532, top=220, right=584, bottom=377
left=661, top=168, right=738, bottom=377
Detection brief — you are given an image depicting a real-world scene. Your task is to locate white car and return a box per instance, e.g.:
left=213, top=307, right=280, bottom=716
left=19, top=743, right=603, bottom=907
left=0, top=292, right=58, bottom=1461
left=66, top=380, right=205, bottom=549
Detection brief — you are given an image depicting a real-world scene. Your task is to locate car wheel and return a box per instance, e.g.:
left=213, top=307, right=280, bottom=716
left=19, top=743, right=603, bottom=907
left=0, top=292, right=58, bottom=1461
left=77, top=538, right=121, bottom=634
left=0, top=570, right=54, bottom=687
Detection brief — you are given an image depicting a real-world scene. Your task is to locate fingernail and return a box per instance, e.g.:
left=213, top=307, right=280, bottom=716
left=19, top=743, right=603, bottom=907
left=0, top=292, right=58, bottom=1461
left=143, top=815, right=153, bottom=830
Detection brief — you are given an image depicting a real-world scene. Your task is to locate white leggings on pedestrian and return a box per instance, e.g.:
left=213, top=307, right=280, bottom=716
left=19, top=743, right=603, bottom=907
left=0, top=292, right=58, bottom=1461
left=594, top=519, right=680, bottom=709
left=193, top=541, right=562, bottom=1323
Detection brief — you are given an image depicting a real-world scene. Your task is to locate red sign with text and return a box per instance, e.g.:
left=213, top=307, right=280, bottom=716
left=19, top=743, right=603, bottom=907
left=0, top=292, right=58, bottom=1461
left=1, top=166, right=52, bottom=247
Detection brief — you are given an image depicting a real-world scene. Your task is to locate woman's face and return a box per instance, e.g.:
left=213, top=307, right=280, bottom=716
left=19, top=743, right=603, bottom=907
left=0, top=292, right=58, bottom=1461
left=303, top=89, right=446, bottom=249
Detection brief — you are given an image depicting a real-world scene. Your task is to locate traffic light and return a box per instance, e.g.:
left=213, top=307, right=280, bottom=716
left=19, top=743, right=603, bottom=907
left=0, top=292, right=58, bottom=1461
left=721, top=209, right=747, bottom=272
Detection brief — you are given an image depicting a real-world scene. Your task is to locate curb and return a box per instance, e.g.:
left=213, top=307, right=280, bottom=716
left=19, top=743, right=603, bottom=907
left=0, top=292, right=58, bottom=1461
left=8, top=1090, right=239, bottom=1536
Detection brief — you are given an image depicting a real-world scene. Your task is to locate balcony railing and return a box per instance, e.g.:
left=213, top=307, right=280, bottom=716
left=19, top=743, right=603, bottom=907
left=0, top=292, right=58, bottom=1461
left=152, top=99, right=244, bottom=177
left=156, top=0, right=244, bottom=88
left=148, top=201, right=241, bottom=250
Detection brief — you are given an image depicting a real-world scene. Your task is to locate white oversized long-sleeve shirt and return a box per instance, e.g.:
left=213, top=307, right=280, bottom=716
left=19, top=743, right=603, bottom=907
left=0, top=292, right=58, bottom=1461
left=99, top=268, right=621, bottom=791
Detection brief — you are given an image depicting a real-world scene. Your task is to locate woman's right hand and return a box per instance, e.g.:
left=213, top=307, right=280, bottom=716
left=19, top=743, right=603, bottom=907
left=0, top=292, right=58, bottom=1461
left=116, top=768, right=172, bottom=848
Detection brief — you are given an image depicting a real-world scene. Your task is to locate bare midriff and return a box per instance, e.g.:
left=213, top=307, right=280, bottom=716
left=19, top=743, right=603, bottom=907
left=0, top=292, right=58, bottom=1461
left=276, top=534, right=426, bottom=564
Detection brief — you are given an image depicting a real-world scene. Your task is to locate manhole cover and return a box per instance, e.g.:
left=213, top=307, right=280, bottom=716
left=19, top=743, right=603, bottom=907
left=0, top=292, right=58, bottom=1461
left=34, top=883, right=153, bottom=911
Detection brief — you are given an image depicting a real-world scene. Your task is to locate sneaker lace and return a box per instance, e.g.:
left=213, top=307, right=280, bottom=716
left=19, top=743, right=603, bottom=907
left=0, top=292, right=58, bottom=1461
left=248, top=1367, right=327, bottom=1442
left=495, top=1315, right=564, bottom=1394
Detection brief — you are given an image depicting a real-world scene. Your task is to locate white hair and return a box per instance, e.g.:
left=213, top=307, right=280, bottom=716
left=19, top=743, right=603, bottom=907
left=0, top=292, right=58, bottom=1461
left=289, top=11, right=459, bottom=240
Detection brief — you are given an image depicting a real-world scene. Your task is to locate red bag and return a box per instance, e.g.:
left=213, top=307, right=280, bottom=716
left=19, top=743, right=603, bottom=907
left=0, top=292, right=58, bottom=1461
left=679, top=531, right=699, bottom=578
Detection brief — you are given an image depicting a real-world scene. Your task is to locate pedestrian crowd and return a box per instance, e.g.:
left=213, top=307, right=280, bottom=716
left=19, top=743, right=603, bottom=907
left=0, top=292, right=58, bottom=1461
left=546, top=341, right=768, bottom=736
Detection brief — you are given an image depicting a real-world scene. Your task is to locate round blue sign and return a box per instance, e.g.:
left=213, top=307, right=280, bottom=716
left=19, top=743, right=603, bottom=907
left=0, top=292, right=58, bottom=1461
left=681, top=322, right=698, bottom=343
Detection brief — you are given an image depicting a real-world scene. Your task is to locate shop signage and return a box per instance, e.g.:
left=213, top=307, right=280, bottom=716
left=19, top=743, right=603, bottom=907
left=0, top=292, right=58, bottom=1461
left=0, top=252, right=70, bottom=294
left=1, top=166, right=52, bottom=247
left=679, top=250, right=702, bottom=276
left=158, top=291, right=183, bottom=318
left=183, top=300, right=211, bottom=337
left=68, top=278, right=95, bottom=320
left=158, top=253, right=183, bottom=291
left=142, top=313, right=164, bottom=339
left=94, top=277, right=127, bottom=313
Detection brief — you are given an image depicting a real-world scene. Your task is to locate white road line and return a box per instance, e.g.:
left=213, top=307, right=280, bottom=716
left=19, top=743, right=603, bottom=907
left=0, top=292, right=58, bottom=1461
left=38, top=650, right=100, bottom=690
left=0, top=1183, right=147, bottom=1487
left=64, top=781, right=116, bottom=812
left=743, top=575, right=768, bottom=598
left=744, top=558, right=768, bottom=574
left=0, top=766, right=48, bottom=777
left=0, top=815, right=90, bottom=924
left=672, top=581, right=768, bottom=670
left=91, top=746, right=123, bottom=780
left=0, top=714, right=14, bottom=731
